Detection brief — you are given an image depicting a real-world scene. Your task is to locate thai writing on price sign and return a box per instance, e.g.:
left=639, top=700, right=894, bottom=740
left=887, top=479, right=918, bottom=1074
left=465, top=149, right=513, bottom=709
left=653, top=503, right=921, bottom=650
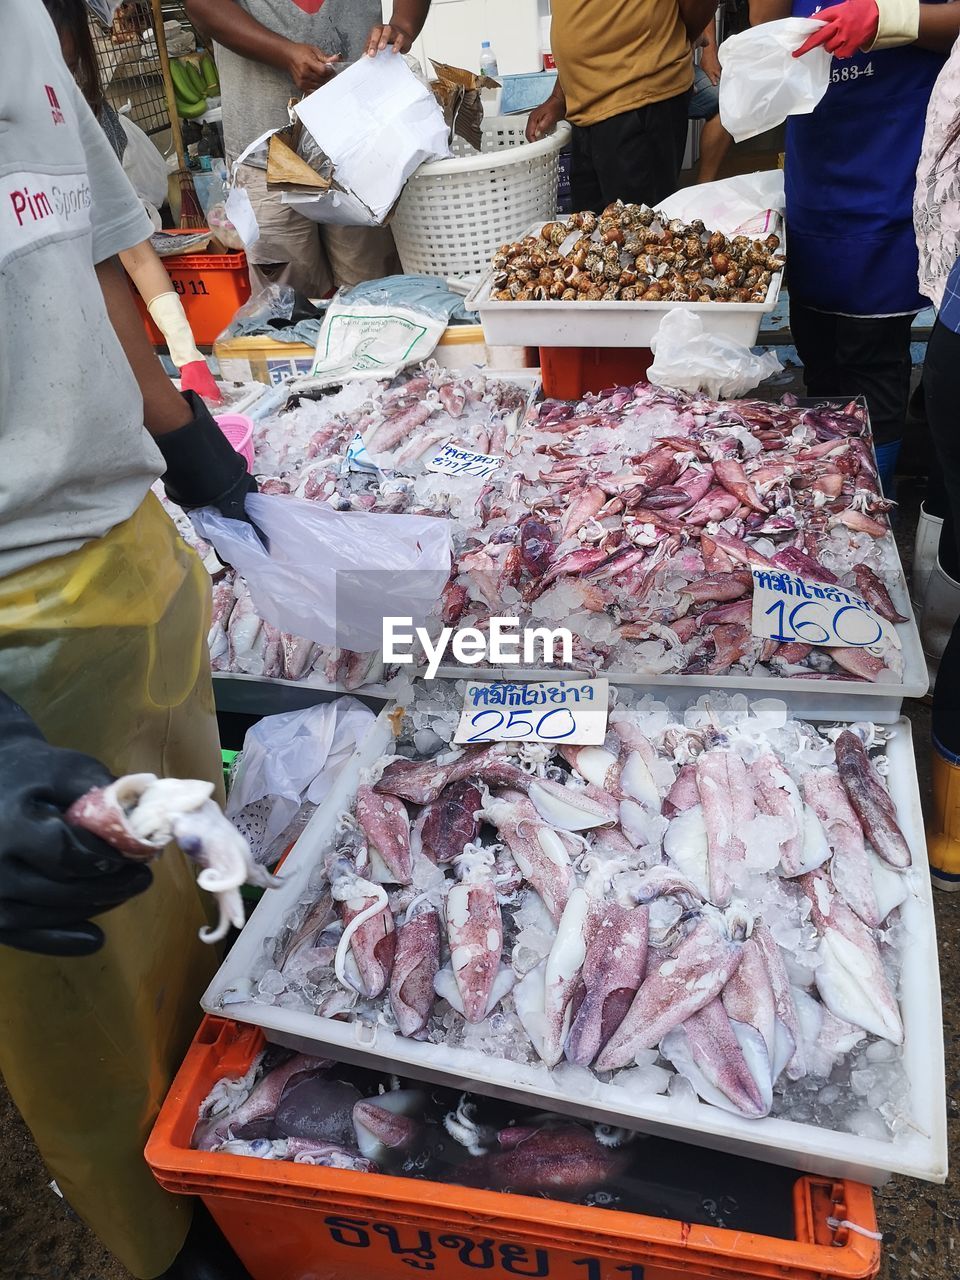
left=426, top=440, right=504, bottom=480
left=750, top=566, right=901, bottom=651
left=454, top=679, right=609, bottom=745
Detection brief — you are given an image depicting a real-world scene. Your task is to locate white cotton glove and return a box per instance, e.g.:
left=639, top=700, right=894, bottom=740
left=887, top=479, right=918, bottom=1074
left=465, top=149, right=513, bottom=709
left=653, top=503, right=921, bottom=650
left=868, top=0, right=920, bottom=48
left=146, top=291, right=222, bottom=403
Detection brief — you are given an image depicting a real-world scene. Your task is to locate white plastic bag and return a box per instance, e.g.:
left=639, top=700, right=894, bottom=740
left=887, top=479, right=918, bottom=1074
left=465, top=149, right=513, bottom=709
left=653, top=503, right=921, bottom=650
left=310, top=299, right=446, bottom=384
left=648, top=310, right=782, bottom=399
left=119, top=114, right=168, bottom=208
left=226, top=699, right=375, bottom=864
left=658, top=171, right=785, bottom=237
left=718, top=18, right=831, bottom=143
left=191, top=493, right=451, bottom=652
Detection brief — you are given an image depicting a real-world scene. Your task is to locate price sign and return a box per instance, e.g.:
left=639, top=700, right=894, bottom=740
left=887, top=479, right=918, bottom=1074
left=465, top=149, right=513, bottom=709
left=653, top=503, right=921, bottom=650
left=454, top=679, right=609, bottom=745
left=750, top=566, right=901, bottom=651
left=341, top=431, right=380, bottom=475
left=425, top=440, right=504, bottom=480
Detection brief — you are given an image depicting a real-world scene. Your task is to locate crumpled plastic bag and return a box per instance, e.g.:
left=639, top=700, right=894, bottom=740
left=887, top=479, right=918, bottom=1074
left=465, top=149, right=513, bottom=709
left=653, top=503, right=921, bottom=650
left=226, top=699, right=375, bottom=865
left=718, top=18, right=831, bottom=143
left=648, top=310, right=783, bottom=399
left=118, top=113, right=168, bottom=208
left=191, top=493, right=451, bottom=652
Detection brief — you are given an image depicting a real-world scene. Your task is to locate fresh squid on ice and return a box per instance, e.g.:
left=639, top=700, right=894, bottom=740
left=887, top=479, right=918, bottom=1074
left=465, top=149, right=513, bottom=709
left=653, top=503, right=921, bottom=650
left=565, top=897, right=649, bottom=1068
left=479, top=789, right=575, bottom=922
left=661, top=998, right=770, bottom=1118
left=834, top=731, right=912, bottom=869
left=438, top=847, right=505, bottom=1023
left=803, top=770, right=881, bottom=929
left=355, top=784, right=412, bottom=885
left=802, top=871, right=903, bottom=1044
left=375, top=744, right=527, bottom=805
left=67, top=773, right=277, bottom=943
left=330, top=864, right=396, bottom=999
left=389, top=903, right=440, bottom=1037
left=412, top=778, right=482, bottom=864
left=595, top=918, right=743, bottom=1072
left=695, top=750, right=755, bottom=906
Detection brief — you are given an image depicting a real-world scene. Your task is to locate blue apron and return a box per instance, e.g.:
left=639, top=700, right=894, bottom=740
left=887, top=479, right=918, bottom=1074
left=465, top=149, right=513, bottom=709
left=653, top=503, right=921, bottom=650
left=786, top=0, right=947, bottom=314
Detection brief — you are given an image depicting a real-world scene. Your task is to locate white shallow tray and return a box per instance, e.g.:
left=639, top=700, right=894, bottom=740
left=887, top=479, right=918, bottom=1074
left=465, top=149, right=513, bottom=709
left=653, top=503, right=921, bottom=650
left=205, top=705, right=946, bottom=1186
left=465, top=220, right=783, bottom=349
left=434, top=539, right=926, bottom=724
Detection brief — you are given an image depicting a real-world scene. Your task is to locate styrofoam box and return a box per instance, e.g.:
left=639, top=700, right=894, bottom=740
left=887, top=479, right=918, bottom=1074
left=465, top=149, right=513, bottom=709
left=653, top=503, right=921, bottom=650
left=205, top=702, right=946, bottom=1186
left=465, top=222, right=784, bottom=349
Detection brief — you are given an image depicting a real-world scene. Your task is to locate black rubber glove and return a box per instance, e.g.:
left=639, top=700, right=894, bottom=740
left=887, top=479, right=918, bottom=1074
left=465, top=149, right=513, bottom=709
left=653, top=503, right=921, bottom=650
left=0, top=694, right=153, bottom=957
left=156, top=390, right=259, bottom=523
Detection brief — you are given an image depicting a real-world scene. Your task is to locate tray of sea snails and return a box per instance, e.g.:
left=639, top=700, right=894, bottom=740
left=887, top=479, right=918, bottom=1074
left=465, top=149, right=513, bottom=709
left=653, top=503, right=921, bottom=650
left=204, top=682, right=946, bottom=1186
left=466, top=205, right=785, bottom=349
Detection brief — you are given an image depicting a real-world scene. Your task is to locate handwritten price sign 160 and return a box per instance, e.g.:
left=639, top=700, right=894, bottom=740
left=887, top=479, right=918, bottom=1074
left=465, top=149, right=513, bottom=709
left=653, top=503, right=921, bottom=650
left=750, top=566, right=901, bottom=652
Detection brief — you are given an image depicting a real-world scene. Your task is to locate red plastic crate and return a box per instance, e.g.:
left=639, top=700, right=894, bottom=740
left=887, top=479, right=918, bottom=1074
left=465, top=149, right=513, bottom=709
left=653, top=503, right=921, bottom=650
left=136, top=249, right=251, bottom=347
left=540, top=346, right=654, bottom=398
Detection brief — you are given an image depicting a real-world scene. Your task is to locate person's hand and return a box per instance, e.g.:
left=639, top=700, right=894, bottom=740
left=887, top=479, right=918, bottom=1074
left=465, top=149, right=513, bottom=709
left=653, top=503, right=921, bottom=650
left=179, top=359, right=222, bottom=404
left=700, top=45, right=722, bottom=85
left=156, top=391, right=265, bottom=541
left=793, top=0, right=880, bottom=56
left=285, top=41, right=338, bottom=93
left=0, top=697, right=153, bottom=956
left=366, top=22, right=414, bottom=55
left=526, top=97, right=565, bottom=143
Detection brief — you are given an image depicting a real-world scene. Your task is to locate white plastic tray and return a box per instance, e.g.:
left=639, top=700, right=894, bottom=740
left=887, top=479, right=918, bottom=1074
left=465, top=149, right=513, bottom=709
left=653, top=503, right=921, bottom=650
left=465, top=222, right=783, bottom=349
left=204, top=705, right=946, bottom=1186
left=434, top=534, right=926, bottom=724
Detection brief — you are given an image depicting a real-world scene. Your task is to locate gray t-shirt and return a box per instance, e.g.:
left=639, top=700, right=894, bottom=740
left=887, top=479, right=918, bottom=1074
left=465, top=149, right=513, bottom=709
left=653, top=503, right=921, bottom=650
left=218, top=0, right=382, bottom=161
left=0, top=0, right=158, bottom=577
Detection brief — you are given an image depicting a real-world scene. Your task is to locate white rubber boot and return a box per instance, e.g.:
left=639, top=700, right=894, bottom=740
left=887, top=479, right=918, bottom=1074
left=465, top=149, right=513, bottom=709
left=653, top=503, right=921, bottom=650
left=912, top=503, right=944, bottom=616
left=920, top=558, right=960, bottom=687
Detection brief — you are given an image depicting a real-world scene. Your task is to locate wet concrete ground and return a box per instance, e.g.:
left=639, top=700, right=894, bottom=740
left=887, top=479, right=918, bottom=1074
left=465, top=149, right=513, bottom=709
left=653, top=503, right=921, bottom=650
left=0, top=477, right=956, bottom=1278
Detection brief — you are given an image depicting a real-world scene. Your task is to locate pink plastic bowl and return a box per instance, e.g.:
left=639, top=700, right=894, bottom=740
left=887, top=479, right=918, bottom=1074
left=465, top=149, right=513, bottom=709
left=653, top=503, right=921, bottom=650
left=215, top=413, right=254, bottom=472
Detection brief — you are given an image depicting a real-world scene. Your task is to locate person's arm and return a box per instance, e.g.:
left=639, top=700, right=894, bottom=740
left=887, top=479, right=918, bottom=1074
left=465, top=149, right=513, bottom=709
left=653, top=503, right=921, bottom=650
left=525, top=80, right=567, bottom=142
left=700, top=16, right=722, bottom=84
left=366, top=0, right=432, bottom=54
left=184, top=0, right=336, bottom=92
left=678, top=0, right=721, bottom=42
left=916, top=0, right=960, bottom=52
left=97, top=258, right=258, bottom=522
left=119, top=241, right=222, bottom=401
left=750, top=0, right=792, bottom=23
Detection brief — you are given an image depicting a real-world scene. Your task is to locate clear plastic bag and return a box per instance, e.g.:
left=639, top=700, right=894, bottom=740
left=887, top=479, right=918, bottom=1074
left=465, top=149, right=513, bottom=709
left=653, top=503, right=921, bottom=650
left=118, top=114, right=168, bottom=208
left=648, top=310, right=783, bottom=399
left=718, top=18, right=831, bottom=143
left=191, top=494, right=451, bottom=651
left=226, top=699, right=375, bottom=864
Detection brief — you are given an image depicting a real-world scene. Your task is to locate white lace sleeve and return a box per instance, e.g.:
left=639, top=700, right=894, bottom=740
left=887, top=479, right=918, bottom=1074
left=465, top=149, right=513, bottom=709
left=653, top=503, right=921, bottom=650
left=915, top=36, right=960, bottom=310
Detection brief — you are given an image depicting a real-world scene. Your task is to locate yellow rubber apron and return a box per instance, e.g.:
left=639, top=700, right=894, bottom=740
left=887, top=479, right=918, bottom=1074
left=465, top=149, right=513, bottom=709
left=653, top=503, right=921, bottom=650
left=0, top=493, right=222, bottom=1279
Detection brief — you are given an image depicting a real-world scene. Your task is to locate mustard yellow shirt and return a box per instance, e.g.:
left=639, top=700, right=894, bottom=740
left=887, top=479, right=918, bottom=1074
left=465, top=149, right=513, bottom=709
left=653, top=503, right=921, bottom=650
left=551, top=0, right=693, bottom=127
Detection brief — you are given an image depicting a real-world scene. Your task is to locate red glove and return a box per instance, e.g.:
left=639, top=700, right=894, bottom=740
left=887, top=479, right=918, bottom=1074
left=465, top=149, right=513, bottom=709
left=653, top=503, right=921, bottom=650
left=179, top=359, right=223, bottom=404
left=793, top=0, right=879, bottom=57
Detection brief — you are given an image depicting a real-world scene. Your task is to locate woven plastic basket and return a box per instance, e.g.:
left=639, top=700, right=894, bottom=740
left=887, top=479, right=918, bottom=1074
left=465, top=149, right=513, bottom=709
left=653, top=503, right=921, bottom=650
left=391, top=115, right=571, bottom=278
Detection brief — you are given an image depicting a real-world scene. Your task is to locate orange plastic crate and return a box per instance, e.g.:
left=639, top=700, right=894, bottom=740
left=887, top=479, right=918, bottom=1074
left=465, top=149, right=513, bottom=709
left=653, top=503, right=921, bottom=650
left=146, top=1017, right=881, bottom=1280
left=540, top=347, right=654, bottom=399
left=136, top=248, right=251, bottom=347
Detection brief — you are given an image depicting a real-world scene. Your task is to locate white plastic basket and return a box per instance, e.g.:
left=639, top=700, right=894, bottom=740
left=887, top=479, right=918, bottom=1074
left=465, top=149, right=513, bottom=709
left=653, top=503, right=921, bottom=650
left=391, top=115, right=572, bottom=278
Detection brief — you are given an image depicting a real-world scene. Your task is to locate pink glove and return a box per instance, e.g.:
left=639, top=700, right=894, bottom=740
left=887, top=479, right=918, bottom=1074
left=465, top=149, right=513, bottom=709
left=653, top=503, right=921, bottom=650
left=179, top=359, right=223, bottom=404
left=793, top=0, right=879, bottom=57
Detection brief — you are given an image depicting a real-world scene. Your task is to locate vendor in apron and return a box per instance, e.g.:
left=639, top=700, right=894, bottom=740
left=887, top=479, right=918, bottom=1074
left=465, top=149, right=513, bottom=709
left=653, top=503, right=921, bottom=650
left=750, top=0, right=960, bottom=491
left=0, top=2, right=257, bottom=1276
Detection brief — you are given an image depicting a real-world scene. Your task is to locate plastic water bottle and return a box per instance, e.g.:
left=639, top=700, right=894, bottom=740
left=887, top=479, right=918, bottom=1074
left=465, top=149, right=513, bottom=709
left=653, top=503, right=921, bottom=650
left=480, top=41, right=499, bottom=78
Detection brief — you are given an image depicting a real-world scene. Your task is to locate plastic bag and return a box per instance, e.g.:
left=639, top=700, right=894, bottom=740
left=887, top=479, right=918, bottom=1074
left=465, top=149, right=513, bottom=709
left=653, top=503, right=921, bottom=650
left=718, top=18, right=831, bottom=143
left=226, top=699, right=375, bottom=865
left=191, top=493, right=451, bottom=651
left=648, top=310, right=783, bottom=399
left=118, top=114, right=167, bottom=208
left=658, top=171, right=785, bottom=238
left=309, top=299, right=446, bottom=385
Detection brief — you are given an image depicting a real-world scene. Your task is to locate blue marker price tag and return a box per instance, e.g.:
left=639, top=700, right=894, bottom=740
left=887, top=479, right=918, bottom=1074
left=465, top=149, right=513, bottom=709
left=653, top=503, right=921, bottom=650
left=425, top=440, right=504, bottom=480
left=750, top=565, right=901, bottom=651
left=454, top=679, right=609, bottom=745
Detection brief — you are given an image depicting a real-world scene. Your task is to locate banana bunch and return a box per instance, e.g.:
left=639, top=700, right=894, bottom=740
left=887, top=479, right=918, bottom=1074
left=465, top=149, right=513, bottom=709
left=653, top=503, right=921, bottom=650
left=170, top=54, right=219, bottom=120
